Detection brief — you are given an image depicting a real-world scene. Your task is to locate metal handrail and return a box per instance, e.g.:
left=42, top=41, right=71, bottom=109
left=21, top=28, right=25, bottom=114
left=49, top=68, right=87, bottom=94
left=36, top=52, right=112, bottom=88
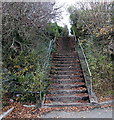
left=40, top=36, right=56, bottom=100
left=43, top=37, right=56, bottom=69
left=73, top=33, right=93, bottom=95
left=2, top=37, right=57, bottom=105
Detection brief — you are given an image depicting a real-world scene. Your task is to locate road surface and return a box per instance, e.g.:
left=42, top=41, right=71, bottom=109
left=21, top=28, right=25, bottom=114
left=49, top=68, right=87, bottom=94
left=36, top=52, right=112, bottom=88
left=41, top=108, right=113, bottom=118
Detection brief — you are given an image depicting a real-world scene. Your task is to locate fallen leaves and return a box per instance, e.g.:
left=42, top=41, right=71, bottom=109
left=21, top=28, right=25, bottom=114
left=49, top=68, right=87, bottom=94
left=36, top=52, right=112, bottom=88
left=46, top=93, right=88, bottom=97
left=1, top=101, right=113, bottom=119
left=2, top=102, right=40, bottom=118
left=99, top=96, right=113, bottom=102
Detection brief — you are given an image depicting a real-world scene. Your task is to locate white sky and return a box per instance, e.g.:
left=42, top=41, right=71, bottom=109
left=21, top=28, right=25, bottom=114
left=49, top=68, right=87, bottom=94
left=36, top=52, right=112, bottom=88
left=55, top=0, right=91, bottom=32
left=55, top=0, right=113, bottom=32
left=56, top=0, right=76, bottom=30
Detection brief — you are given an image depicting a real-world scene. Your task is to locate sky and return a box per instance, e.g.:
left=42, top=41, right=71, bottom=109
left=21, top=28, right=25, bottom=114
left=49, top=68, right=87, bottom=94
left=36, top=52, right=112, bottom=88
left=55, top=0, right=113, bottom=32
left=55, top=0, right=91, bottom=32
left=56, top=0, right=76, bottom=30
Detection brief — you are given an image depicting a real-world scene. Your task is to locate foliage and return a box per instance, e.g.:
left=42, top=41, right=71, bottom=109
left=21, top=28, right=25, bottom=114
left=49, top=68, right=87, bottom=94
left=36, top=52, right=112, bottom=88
left=82, top=40, right=113, bottom=97
left=2, top=50, right=48, bottom=103
left=2, top=2, right=61, bottom=54
left=44, top=23, right=69, bottom=38
left=68, top=1, right=113, bottom=98
left=2, top=2, right=62, bottom=104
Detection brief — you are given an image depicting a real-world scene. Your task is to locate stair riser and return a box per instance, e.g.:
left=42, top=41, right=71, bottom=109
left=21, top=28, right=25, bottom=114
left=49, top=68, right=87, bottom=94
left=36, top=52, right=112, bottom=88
left=51, top=70, right=82, bottom=72
left=52, top=62, right=80, bottom=64
left=53, top=53, right=78, bottom=56
left=46, top=96, right=89, bottom=102
left=53, top=57, right=79, bottom=59
left=52, top=75, right=83, bottom=79
left=49, top=79, right=84, bottom=83
left=50, top=72, right=82, bottom=75
left=52, top=59, right=79, bottom=61
left=51, top=68, right=81, bottom=71
left=53, top=54, right=78, bottom=56
left=53, top=55, right=78, bottom=57
left=48, top=90, right=87, bottom=94
left=50, top=85, right=86, bottom=89
left=53, top=53, right=78, bottom=55
left=43, top=102, right=90, bottom=107
left=53, top=65, right=80, bottom=67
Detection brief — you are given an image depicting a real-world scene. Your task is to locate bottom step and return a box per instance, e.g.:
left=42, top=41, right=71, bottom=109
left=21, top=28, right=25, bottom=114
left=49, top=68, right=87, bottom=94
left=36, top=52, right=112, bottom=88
left=42, top=102, right=91, bottom=108
left=44, top=99, right=89, bottom=104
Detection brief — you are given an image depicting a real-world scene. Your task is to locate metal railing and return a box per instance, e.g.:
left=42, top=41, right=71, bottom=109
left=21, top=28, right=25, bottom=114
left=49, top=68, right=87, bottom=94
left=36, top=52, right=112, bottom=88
left=43, top=36, right=56, bottom=69
left=73, top=34, right=93, bottom=95
left=2, top=37, right=57, bottom=103
left=40, top=36, right=57, bottom=100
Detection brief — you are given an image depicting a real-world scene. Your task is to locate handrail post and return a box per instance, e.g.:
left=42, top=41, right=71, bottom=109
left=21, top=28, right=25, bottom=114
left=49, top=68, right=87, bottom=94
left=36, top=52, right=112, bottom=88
left=90, top=75, right=93, bottom=95
left=40, top=91, right=42, bottom=101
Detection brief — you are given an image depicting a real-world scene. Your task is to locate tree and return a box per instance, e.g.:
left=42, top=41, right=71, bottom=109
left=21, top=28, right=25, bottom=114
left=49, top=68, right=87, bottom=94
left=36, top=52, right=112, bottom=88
left=2, top=2, right=62, bottom=104
left=2, top=2, right=61, bottom=54
left=68, top=1, right=113, bottom=98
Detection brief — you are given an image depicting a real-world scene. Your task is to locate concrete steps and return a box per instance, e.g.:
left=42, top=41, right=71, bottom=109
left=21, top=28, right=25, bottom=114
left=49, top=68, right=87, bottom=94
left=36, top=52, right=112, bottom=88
left=43, top=37, right=90, bottom=107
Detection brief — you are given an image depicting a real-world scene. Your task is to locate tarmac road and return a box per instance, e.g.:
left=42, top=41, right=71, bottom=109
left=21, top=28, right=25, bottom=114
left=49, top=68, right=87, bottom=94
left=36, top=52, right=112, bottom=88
left=41, top=107, right=113, bottom=118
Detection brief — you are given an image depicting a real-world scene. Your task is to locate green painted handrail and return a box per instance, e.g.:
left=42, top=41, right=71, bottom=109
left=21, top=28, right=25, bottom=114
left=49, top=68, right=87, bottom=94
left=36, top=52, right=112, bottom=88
left=73, top=32, right=93, bottom=95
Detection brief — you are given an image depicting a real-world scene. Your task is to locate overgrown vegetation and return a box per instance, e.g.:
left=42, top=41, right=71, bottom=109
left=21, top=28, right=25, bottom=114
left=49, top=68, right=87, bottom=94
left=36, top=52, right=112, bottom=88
left=2, top=2, right=68, bottom=106
left=2, top=1, right=113, bottom=107
left=68, top=1, right=113, bottom=99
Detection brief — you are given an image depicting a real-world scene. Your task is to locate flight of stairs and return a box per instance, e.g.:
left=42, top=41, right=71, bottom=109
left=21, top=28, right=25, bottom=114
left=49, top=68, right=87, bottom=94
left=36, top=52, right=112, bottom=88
left=43, top=37, right=90, bottom=107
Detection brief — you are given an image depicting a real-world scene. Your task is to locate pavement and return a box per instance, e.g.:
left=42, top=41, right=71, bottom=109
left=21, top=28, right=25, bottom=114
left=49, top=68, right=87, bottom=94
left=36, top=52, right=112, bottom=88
left=41, top=107, right=113, bottom=118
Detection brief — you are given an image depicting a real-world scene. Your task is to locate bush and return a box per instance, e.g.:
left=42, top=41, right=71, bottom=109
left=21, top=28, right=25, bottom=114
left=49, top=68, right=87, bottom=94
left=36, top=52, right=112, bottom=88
left=2, top=49, right=49, bottom=104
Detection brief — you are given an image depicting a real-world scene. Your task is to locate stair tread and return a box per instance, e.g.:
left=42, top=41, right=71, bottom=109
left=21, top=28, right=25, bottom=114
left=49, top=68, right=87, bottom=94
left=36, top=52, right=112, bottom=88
left=53, top=57, right=78, bottom=58
left=51, top=83, right=85, bottom=86
left=53, top=62, right=80, bottom=64
left=53, top=52, right=78, bottom=54
left=44, top=100, right=89, bottom=104
left=46, top=95, right=89, bottom=98
left=43, top=102, right=90, bottom=106
left=47, top=93, right=88, bottom=97
left=48, top=87, right=87, bottom=91
left=44, top=101, right=89, bottom=104
left=50, top=85, right=86, bottom=89
left=44, top=37, right=90, bottom=107
left=51, top=82, right=85, bottom=85
left=52, top=66, right=81, bottom=68
left=53, top=60, right=79, bottom=62
left=51, top=74, right=83, bottom=76
left=52, top=62, right=80, bottom=66
left=46, top=96, right=89, bottom=101
left=53, top=65, right=81, bottom=67
left=49, top=79, right=84, bottom=80
left=51, top=70, right=82, bottom=72
left=52, top=74, right=83, bottom=76
left=52, top=59, right=79, bottom=61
